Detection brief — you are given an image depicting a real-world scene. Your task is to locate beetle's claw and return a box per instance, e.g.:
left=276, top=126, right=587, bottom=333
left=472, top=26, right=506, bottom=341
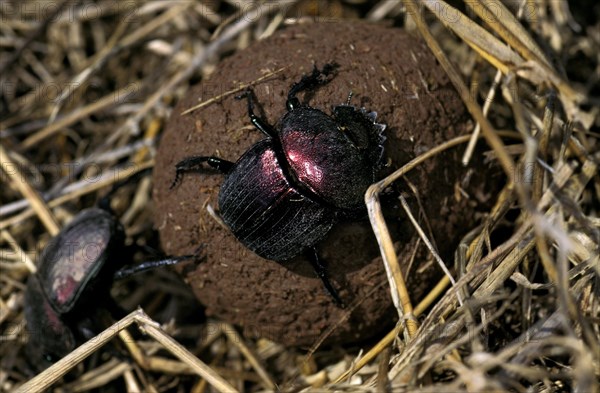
left=330, top=290, right=346, bottom=309
left=321, top=62, right=338, bottom=77
left=314, top=63, right=337, bottom=85
left=192, top=244, right=207, bottom=258
left=170, top=169, right=183, bottom=190
left=234, top=88, right=252, bottom=101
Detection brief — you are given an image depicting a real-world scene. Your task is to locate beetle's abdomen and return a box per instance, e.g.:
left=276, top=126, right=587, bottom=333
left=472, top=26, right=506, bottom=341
left=219, top=140, right=335, bottom=261
left=24, top=276, right=76, bottom=369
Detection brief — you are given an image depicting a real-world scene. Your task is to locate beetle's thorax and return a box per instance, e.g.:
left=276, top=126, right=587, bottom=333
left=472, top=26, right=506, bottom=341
left=276, top=106, right=385, bottom=211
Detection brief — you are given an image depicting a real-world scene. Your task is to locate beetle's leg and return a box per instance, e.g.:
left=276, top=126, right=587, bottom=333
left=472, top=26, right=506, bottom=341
left=112, top=254, right=193, bottom=280
left=306, top=247, right=345, bottom=308
left=170, top=156, right=234, bottom=189
left=287, top=63, right=337, bottom=111
left=235, top=89, right=277, bottom=138
left=113, top=245, right=204, bottom=280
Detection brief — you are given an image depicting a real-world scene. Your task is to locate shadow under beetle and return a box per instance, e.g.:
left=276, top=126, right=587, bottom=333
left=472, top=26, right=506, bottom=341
left=171, top=64, right=386, bottom=306
left=24, top=173, right=198, bottom=371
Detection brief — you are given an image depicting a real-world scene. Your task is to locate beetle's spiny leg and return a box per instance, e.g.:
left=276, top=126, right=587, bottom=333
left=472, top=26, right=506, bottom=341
left=113, top=245, right=204, bottom=281
left=170, top=156, right=233, bottom=189
left=236, top=89, right=277, bottom=138
left=306, top=247, right=345, bottom=308
left=201, top=156, right=234, bottom=172
left=287, top=63, right=338, bottom=111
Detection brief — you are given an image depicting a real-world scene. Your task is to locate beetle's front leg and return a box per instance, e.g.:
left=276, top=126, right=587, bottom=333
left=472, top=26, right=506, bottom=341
left=170, top=156, right=234, bottom=189
left=235, top=89, right=277, bottom=138
left=306, top=247, right=345, bottom=308
left=287, top=63, right=337, bottom=111
left=113, top=245, right=203, bottom=280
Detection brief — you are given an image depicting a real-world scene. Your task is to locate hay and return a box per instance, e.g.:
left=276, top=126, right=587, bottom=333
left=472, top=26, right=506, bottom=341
left=1, top=1, right=598, bottom=392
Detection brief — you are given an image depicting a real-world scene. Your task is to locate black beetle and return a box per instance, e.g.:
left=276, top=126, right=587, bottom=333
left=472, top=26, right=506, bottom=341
left=171, top=64, right=386, bottom=306
left=24, top=174, right=197, bottom=371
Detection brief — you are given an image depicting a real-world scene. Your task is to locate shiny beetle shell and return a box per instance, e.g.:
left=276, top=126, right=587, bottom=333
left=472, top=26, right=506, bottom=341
left=218, top=140, right=337, bottom=261
left=278, top=105, right=385, bottom=210
left=37, top=208, right=125, bottom=314
left=217, top=100, right=385, bottom=261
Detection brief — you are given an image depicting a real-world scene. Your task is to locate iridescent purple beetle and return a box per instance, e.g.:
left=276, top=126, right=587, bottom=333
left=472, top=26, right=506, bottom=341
left=171, top=64, right=386, bottom=306
left=25, top=178, right=196, bottom=371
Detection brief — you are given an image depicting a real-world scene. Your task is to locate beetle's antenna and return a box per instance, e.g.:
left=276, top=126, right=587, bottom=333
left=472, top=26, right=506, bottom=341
left=346, top=91, right=353, bottom=105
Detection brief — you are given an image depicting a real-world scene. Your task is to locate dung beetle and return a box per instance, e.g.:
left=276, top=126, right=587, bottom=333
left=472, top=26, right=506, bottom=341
left=171, top=64, right=386, bottom=306
left=24, top=174, right=197, bottom=371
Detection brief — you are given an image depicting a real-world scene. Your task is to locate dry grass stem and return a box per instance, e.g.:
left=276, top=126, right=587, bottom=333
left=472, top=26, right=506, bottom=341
left=1, top=145, right=59, bottom=235
left=2, top=1, right=597, bottom=391
left=14, top=309, right=237, bottom=393
left=181, top=67, right=287, bottom=115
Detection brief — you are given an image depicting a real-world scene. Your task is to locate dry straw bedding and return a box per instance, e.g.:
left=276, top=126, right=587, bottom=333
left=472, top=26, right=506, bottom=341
left=0, top=1, right=598, bottom=392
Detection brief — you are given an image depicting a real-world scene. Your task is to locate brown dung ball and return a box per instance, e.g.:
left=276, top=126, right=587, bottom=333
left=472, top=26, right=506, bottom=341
left=153, top=21, right=497, bottom=346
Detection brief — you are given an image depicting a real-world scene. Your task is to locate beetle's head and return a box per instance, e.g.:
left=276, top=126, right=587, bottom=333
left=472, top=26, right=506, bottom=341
left=333, top=104, right=386, bottom=168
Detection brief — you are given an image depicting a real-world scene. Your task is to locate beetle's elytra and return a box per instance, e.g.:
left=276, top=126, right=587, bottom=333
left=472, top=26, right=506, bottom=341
left=172, top=64, right=386, bottom=306
left=37, top=208, right=125, bottom=314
